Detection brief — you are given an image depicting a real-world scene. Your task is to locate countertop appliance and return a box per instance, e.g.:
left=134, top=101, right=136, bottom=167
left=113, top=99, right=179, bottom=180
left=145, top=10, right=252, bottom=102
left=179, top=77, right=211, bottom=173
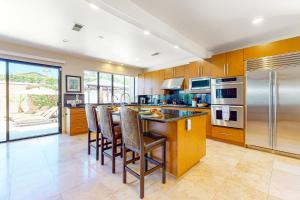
left=211, top=105, right=244, bottom=128
left=211, top=76, right=244, bottom=105
left=161, top=77, right=184, bottom=90
left=246, top=52, right=300, bottom=155
left=189, top=77, right=211, bottom=93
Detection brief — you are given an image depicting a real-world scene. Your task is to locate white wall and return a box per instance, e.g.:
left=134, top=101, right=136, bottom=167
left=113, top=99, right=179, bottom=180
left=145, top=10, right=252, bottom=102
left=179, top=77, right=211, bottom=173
left=0, top=40, right=145, bottom=133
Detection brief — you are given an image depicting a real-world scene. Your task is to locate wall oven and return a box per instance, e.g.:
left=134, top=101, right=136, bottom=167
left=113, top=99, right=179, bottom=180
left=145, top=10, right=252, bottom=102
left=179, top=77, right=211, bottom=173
left=189, top=77, right=211, bottom=93
left=211, top=105, right=244, bottom=128
left=211, top=76, right=244, bottom=105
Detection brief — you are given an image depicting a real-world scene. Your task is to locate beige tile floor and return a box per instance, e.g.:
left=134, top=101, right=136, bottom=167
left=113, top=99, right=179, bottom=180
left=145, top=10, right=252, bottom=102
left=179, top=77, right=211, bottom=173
left=1, top=134, right=300, bottom=200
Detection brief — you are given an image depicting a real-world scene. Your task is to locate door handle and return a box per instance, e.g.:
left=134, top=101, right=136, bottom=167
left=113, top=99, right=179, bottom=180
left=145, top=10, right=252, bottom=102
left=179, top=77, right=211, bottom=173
left=273, top=72, right=278, bottom=148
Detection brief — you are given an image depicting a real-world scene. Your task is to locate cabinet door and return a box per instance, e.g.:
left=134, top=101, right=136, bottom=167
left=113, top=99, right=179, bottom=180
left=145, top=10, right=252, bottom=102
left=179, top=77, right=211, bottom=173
left=210, top=53, right=226, bottom=77
left=174, top=65, right=186, bottom=78
left=227, top=49, right=244, bottom=76
left=137, top=74, right=145, bottom=95
left=200, top=60, right=212, bottom=77
left=152, top=70, right=164, bottom=95
left=144, top=72, right=153, bottom=95
left=164, top=68, right=174, bottom=79
left=184, top=62, right=200, bottom=89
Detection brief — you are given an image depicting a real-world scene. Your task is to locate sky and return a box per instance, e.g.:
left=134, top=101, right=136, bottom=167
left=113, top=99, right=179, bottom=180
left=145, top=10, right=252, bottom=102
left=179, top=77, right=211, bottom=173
left=0, top=60, right=59, bottom=78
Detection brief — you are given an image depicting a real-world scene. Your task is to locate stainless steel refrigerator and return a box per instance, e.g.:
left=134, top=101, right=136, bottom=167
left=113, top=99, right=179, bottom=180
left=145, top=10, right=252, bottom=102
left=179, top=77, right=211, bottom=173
left=246, top=52, right=300, bottom=155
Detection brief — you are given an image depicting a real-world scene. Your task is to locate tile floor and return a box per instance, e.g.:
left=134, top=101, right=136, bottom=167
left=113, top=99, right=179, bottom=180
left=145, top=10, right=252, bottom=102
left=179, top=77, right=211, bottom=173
left=1, top=134, right=300, bottom=200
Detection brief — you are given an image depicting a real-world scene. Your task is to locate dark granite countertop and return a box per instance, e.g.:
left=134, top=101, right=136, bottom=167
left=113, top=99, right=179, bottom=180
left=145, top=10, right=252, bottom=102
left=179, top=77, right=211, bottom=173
left=112, top=108, right=208, bottom=123
left=65, top=103, right=210, bottom=110
left=141, top=109, right=208, bottom=123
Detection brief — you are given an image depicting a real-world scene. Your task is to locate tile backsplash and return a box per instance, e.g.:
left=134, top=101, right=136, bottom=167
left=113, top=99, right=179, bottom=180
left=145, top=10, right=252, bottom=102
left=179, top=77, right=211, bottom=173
left=139, top=91, right=211, bottom=105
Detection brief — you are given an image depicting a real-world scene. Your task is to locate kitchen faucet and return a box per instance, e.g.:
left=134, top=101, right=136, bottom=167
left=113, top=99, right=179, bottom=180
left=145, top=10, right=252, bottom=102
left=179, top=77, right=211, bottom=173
left=120, top=93, right=131, bottom=104
left=112, top=95, right=119, bottom=105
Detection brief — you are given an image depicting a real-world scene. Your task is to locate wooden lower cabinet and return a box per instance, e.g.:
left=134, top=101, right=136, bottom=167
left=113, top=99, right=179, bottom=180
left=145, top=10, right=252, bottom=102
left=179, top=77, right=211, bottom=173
left=65, top=108, right=88, bottom=136
left=211, top=126, right=244, bottom=146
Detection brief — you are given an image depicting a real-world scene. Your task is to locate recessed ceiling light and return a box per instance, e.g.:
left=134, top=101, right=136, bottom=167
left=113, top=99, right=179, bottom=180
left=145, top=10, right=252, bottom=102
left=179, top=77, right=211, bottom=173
left=62, top=39, right=69, bottom=43
left=89, top=3, right=99, bottom=10
left=174, top=45, right=179, bottom=49
left=252, top=17, right=264, bottom=25
left=143, top=30, right=151, bottom=35
left=98, top=35, right=104, bottom=39
left=151, top=52, right=160, bottom=56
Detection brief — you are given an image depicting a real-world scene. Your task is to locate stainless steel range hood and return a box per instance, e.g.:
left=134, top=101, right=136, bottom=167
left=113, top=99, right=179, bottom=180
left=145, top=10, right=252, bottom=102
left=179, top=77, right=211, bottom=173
left=161, top=77, right=184, bottom=90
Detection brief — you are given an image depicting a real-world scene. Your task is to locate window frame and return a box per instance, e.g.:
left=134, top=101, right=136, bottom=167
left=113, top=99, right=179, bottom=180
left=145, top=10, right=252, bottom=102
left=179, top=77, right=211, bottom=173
left=84, top=70, right=137, bottom=104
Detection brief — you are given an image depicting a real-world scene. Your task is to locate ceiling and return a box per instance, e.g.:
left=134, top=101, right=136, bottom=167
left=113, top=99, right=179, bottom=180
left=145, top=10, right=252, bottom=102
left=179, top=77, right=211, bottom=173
left=0, top=0, right=199, bottom=69
left=131, top=0, right=300, bottom=53
left=0, top=0, right=300, bottom=70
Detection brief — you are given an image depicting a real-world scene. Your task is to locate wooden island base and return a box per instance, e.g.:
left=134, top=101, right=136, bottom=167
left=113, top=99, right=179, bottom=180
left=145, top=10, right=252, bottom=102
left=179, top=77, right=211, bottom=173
left=148, top=115, right=207, bottom=178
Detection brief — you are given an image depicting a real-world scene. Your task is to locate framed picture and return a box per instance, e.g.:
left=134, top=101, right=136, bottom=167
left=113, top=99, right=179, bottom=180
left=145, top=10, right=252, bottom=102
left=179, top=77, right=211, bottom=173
left=66, top=75, right=81, bottom=93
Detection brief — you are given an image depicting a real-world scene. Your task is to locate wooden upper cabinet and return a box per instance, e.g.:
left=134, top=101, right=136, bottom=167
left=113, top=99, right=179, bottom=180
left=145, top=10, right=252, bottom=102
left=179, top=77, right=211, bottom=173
left=137, top=74, right=145, bottom=95
left=144, top=72, right=153, bottom=95
left=226, top=49, right=244, bottom=76
left=200, top=60, right=212, bottom=77
left=185, top=62, right=200, bottom=78
left=164, top=68, right=174, bottom=79
left=244, top=36, right=300, bottom=60
left=173, top=65, right=186, bottom=78
left=184, top=62, right=200, bottom=89
left=210, top=50, right=244, bottom=77
left=210, top=53, right=227, bottom=78
left=151, top=70, right=164, bottom=95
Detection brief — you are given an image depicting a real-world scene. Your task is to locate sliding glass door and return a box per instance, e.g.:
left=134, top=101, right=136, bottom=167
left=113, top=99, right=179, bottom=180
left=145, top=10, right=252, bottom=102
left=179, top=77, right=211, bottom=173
left=0, top=61, right=7, bottom=142
left=0, top=59, right=61, bottom=142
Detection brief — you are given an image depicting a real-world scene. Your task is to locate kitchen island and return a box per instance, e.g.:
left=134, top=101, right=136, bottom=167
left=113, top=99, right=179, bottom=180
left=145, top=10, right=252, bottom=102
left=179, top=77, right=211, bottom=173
left=140, top=109, right=207, bottom=178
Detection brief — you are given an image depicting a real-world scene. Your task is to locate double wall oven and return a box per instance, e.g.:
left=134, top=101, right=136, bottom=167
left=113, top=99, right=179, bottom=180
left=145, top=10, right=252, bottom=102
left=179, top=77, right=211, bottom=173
left=211, top=76, right=244, bottom=129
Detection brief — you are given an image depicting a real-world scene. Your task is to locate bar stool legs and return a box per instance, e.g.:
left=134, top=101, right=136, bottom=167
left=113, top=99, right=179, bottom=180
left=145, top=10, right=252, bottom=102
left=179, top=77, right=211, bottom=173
left=88, top=130, right=91, bottom=155
left=162, top=141, right=166, bottom=184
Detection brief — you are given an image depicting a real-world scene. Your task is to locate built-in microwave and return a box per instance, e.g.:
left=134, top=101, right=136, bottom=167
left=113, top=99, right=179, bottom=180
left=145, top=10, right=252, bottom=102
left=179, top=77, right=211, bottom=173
left=189, top=77, right=211, bottom=93
left=211, top=76, right=244, bottom=105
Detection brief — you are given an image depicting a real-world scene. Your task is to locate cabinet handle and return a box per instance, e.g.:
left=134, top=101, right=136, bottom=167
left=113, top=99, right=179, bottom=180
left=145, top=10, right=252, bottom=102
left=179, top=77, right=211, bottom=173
left=197, top=66, right=200, bottom=76
left=219, top=132, right=232, bottom=136
left=201, top=66, right=204, bottom=76
left=224, top=64, right=226, bottom=75
left=173, top=68, right=175, bottom=77
left=227, top=64, right=229, bottom=75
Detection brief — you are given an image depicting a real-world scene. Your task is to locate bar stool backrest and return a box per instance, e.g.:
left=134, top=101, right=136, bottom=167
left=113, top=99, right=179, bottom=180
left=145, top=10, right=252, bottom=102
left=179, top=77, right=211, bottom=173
left=120, top=107, right=143, bottom=152
left=98, top=106, right=114, bottom=140
left=85, top=104, right=99, bottom=133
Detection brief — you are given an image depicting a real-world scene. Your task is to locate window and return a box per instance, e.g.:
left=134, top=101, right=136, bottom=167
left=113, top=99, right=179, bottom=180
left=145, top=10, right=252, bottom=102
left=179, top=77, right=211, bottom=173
left=113, top=74, right=124, bottom=103
left=125, top=76, right=135, bottom=103
left=84, top=71, right=98, bottom=103
left=99, top=72, right=112, bottom=103
left=83, top=70, right=137, bottom=104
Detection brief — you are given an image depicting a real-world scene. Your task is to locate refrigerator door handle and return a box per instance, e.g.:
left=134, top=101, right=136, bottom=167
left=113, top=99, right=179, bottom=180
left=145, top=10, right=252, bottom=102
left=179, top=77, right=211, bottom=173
left=269, top=72, right=273, bottom=147
left=273, top=71, right=278, bottom=148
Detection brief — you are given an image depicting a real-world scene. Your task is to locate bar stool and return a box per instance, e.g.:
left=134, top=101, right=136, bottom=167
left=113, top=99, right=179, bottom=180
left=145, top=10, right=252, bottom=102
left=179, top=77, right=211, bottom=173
left=97, top=106, right=123, bottom=173
left=85, top=104, right=101, bottom=160
left=119, top=107, right=166, bottom=199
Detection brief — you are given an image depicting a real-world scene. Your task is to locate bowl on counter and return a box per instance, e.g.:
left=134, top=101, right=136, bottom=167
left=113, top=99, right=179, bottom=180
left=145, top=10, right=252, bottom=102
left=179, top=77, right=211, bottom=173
left=197, top=103, right=208, bottom=107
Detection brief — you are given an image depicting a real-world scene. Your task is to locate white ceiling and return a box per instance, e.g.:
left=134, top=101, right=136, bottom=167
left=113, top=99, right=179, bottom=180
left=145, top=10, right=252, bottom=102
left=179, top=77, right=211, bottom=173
left=0, top=0, right=300, bottom=70
left=130, top=0, right=300, bottom=53
left=0, top=0, right=200, bottom=69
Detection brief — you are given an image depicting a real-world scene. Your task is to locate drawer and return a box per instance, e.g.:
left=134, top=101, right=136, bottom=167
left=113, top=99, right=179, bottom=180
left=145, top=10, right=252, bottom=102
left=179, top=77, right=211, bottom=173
left=212, top=126, right=244, bottom=145
left=69, top=108, right=86, bottom=115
